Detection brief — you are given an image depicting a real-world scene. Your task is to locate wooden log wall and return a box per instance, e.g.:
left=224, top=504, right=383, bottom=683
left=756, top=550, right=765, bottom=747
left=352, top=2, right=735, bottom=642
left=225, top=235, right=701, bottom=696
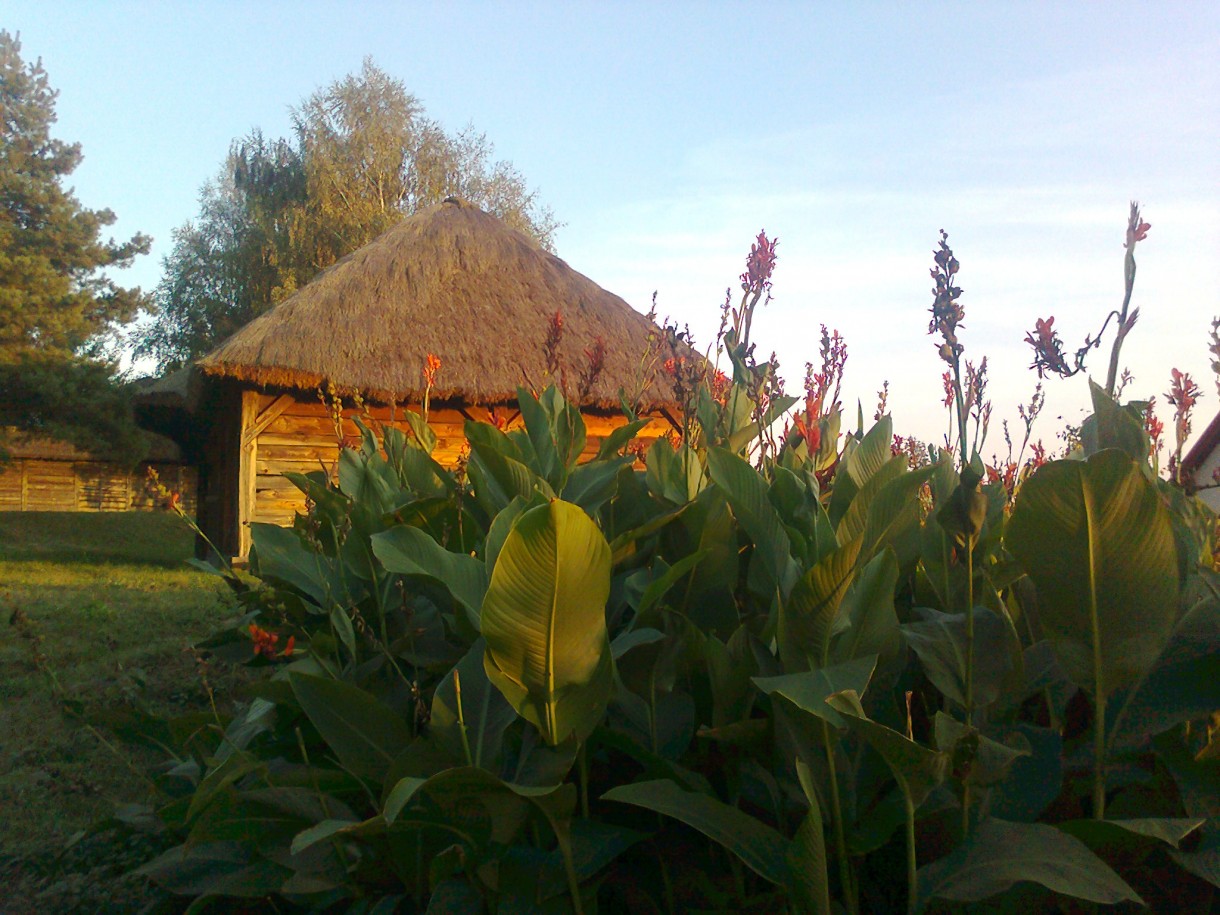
left=0, top=460, right=198, bottom=514
left=238, top=393, right=672, bottom=536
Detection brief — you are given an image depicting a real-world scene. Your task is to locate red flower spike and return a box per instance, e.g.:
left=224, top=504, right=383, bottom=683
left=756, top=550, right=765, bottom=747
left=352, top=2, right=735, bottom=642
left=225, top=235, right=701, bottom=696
left=423, top=353, right=442, bottom=388
left=740, top=231, right=779, bottom=295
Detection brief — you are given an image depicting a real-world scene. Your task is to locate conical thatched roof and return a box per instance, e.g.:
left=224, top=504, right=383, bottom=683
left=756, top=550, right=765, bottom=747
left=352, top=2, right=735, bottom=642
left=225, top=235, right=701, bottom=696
left=197, top=198, right=689, bottom=410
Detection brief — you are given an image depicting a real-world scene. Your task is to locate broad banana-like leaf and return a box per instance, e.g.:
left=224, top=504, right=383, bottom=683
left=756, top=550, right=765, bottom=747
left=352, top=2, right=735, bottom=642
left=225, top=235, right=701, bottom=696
left=602, top=779, right=790, bottom=886
left=916, top=817, right=1143, bottom=909
left=754, top=654, right=878, bottom=729
left=1080, top=380, right=1151, bottom=461
left=828, top=415, right=894, bottom=527
left=289, top=673, right=413, bottom=782
left=707, top=446, right=797, bottom=593
left=481, top=500, right=614, bottom=746
left=788, top=759, right=832, bottom=915
left=826, top=689, right=947, bottom=809
left=776, top=536, right=863, bottom=673
left=371, top=525, right=488, bottom=632
left=1007, top=450, right=1180, bottom=698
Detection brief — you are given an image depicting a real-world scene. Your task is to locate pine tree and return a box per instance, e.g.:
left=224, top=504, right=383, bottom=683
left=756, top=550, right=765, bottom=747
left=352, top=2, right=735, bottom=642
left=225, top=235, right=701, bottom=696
left=0, top=30, right=151, bottom=460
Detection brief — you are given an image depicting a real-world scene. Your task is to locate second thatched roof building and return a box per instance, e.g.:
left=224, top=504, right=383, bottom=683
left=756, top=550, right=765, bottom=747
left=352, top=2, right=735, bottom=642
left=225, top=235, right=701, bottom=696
left=140, top=197, right=688, bottom=560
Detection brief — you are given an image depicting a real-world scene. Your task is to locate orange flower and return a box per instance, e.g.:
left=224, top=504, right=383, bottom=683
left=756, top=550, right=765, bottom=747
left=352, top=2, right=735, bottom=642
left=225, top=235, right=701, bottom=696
left=1125, top=201, right=1151, bottom=248
left=249, top=624, right=279, bottom=659
left=423, top=353, right=442, bottom=388
left=250, top=624, right=296, bottom=660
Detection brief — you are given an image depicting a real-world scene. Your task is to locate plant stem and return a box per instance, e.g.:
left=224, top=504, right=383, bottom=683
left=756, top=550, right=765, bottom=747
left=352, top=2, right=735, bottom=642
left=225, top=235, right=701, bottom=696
left=578, top=740, right=590, bottom=820
left=1082, top=482, right=1107, bottom=820
left=1104, top=247, right=1138, bottom=397
left=951, top=361, right=970, bottom=468
left=822, top=720, right=857, bottom=915
left=1094, top=691, right=1107, bottom=820
left=453, top=670, right=473, bottom=767
left=905, top=793, right=918, bottom=915
left=965, top=537, right=975, bottom=725
left=659, top=836, right=676, bottom=915
left=962, top=536, right=975, bottom=837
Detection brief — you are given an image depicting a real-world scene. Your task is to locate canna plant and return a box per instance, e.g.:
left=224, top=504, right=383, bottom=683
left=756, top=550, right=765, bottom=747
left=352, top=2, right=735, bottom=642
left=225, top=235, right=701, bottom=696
left=98, top=217, right=1219, bottom=914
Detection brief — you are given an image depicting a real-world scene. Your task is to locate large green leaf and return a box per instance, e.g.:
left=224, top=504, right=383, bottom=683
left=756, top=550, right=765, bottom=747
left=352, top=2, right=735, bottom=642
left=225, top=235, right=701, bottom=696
left=832, top=548, right=901, bottom=664
left=430, top=639, right=518, bottom=770
left=825, top=689, right=947, bottom=809
left=596, top=418, right=651, bottom=460
left=371, top=524, right=488, bottom=632
left=635, top=550, right=710, bottom=620
left=707, top=446, right=797, bottom=592
left=602, top=779, right=790, bottom=886
left=137, top=842, right=290, bottom=898
left=517, top=385, right=586, bottom=490
left=1007, top=450, right=1180, bottom=697
left=915, top=818, right=1143, bottom=909
left=787, top=760, right=832, bottom=915
left=481, top=500, right=614, bottom=746
left=902, top=607, right=1018, bottom=710
left=836, top=455, right=906, bottom=546
left=251, top=522, right=357, bottom=609
left=467, top=428, right=554, bottom=516
left=483, top=492, right=549, bottom=575
left=1057, top=816, right=1205, bottom=850
left=777, top=536, right=863, bottom=672
left=290, top=673, right=413, bottom=781
left=845, top=414, right=895, bottom=488
left=753, top=655, right=878, bottom=729
left=1080, top=379, right=1151, bottom=461
left=338, top=439, right=403, bottom=517
left=828, top=415, right=894, bottom=527
left=1108, top=595, right=1220, bottom=749
left=561, top=456, right=631, bottom=514
left=860, top=464, right=937, bottom=564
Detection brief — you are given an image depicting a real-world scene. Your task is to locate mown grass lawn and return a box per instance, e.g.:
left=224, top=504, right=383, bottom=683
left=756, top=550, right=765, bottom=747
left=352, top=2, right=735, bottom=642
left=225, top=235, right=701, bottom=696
left=0, top=512, right=251, bottom=913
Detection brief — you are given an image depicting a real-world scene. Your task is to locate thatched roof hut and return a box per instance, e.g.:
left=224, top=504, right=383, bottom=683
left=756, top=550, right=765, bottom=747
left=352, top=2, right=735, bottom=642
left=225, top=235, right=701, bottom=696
left=196, top=196, right=685, bottom=411
left=140, top=198, right=689, bottom=561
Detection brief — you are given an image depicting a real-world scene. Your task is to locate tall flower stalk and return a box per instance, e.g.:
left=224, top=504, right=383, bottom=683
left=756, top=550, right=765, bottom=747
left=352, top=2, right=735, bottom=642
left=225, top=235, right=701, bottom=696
left=1025, top=202, right=1150, bottom=398
left=928, top=230, right=988, bottom=836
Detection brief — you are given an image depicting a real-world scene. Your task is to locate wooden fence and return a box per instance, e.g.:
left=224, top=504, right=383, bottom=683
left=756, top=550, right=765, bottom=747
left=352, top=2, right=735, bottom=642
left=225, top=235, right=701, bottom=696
left=0, top=460, right=198, bottom=515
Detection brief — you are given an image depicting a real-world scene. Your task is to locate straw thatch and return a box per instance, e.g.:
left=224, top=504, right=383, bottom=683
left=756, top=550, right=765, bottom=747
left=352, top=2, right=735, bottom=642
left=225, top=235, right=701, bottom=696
left=197, top=198, right=690, bottom=410
left=128, top=367, right=205, bottom=413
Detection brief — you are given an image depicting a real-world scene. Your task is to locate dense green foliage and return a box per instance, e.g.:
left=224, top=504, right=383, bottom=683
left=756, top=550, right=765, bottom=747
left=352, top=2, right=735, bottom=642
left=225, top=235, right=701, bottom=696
left=137, top=59, right=560, bottom=370
left=109, top=354, right=1218, bottom=912
left=0, top=31, right=151, bottom=461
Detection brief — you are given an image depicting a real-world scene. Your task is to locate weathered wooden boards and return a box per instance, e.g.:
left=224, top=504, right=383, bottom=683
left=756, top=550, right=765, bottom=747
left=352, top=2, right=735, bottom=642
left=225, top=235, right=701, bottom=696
left=237, top=394, right=672, bottom=534
left=0, top=460, right=198, bottom=514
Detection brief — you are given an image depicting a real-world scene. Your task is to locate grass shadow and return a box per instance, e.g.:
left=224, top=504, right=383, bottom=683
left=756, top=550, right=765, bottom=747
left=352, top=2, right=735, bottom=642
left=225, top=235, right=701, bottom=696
left=0, top=511, right=196, bottom=566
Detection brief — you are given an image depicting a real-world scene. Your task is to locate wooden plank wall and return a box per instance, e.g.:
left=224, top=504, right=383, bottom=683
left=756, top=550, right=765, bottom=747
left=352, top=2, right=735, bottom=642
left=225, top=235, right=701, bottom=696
left=0, top=460, right=198, bottom=514
left=242, top=394, right=671, bottom=531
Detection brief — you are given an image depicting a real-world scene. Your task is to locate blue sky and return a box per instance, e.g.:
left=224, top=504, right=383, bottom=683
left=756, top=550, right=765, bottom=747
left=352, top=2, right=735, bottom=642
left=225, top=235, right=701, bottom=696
left=8, top=2, right=1219, bottom=453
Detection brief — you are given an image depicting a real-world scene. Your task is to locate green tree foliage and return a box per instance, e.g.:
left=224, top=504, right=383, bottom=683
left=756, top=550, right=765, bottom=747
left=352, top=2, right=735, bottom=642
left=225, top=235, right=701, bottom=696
left=138, top=59, right=559, bottom=370
left=0, top=30, right=151, bottom=460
